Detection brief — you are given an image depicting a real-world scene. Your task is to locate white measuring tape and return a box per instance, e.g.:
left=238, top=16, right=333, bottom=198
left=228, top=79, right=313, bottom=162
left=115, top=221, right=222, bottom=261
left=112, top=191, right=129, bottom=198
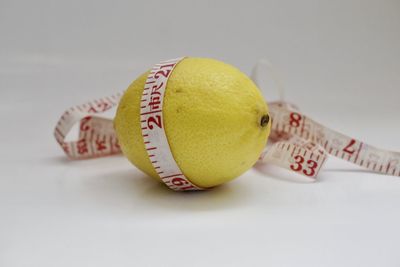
left=139, top=57, right=202, bottom=191
left=54, top=57, right=400, bottom=191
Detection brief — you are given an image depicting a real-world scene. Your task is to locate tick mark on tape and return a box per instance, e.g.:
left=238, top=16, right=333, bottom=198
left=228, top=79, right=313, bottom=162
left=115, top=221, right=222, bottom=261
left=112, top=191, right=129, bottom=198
left=160, top=173, right=183, bottom=179
left=140, top=110, right=162, bottom=116
left=55, top=128, right=65, bottom=138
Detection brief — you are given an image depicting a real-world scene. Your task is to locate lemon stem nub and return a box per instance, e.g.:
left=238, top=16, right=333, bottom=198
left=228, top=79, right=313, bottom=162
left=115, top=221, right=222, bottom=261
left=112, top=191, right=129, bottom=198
left=260, top=115, right=269, bottom=127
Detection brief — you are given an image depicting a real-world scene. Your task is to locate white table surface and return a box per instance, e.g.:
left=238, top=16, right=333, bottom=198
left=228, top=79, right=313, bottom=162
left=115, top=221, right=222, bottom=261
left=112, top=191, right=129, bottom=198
left=1, top=0, right=400, bottom=266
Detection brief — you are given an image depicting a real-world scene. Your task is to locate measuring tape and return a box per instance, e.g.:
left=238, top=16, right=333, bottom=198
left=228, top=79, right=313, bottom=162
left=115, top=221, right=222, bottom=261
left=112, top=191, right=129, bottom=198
left=54, top=93, right=122, bottom=159
left=139, top=57, right=202, bottom=191
left=54, top=57, right=400, bottom=191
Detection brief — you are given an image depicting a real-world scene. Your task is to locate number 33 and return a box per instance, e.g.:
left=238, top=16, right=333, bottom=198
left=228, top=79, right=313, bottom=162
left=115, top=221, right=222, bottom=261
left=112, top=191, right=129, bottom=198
left=290, top=155, right=318, bottom=177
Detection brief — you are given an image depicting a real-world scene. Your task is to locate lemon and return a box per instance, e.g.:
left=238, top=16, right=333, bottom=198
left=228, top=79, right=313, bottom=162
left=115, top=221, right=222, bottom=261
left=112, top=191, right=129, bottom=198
left=114, top=57, right=270, bottom=188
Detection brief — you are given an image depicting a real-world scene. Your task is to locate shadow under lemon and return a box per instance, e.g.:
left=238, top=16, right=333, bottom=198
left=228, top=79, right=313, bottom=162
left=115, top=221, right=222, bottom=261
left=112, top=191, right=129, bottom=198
left=85, top=168, right=252, bottom=212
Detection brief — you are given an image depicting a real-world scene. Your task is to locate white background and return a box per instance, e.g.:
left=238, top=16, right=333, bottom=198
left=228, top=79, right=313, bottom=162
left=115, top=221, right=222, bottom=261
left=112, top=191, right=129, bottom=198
left=1, top=0, right=400, bottom=266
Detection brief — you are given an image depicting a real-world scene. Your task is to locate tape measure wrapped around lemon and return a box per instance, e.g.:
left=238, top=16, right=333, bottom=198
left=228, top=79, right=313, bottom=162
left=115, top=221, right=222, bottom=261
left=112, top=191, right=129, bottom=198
left=54, top=56, right=400, bottom=191
left=114, top=57, right=271, bottom=190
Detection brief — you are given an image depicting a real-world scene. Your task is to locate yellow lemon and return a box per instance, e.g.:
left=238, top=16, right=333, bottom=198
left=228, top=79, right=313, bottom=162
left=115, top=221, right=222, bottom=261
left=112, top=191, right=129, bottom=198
left=114, top=58, right=270, bottom=188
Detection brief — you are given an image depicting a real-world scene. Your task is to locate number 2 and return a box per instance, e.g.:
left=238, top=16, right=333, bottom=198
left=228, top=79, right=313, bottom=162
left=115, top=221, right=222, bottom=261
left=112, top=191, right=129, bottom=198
left=147, top=115, right=162, bottom=129
left=154, top=69, right=171, bottom=79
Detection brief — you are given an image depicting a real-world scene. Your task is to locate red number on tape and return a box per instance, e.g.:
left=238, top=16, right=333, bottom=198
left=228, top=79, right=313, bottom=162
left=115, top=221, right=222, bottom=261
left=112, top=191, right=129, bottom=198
left=154, top=69, right=171, bottom=79
left=171, top=177, right=189, bottom=186
left=80, top=116, right=91, bottom=131
left=77, top=139, right=89, bottom=155
left=290, top=155, right=304, bottom=171
left=147, top=115, right=162, bottom=129
left=95, top=138, right=107, bottom=152
left=289, top=112, right=302, bottom=127
left=151, top=82, right=163, bottom=95
left=303, top=159, right=318, bottom=177
left=290, top=155, right=319, bottom=177
left=343, top=139, right=356, bottom=155
left=171, top=177, right=196, bottom=190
